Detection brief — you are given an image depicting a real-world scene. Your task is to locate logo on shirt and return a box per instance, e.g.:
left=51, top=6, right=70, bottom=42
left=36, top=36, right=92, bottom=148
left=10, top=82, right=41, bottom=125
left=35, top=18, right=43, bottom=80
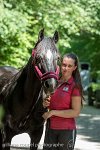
left=67, top=139, right=74, bottom=150
left=63, top=87, right=69, bottom=92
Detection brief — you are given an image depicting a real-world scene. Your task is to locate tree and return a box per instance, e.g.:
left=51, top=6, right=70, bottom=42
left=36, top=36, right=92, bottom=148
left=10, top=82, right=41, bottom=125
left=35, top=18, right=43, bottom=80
left=0, top=0, right=100, bottom=72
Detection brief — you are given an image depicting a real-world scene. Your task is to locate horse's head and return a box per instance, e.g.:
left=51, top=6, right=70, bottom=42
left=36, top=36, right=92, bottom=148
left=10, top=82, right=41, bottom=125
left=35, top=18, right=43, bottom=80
left=32, top=29, right=60, bottom=96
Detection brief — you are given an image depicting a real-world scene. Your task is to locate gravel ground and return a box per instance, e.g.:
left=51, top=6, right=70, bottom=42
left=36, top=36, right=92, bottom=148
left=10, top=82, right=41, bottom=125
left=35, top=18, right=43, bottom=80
left=10, top=104, right=100, bottom=150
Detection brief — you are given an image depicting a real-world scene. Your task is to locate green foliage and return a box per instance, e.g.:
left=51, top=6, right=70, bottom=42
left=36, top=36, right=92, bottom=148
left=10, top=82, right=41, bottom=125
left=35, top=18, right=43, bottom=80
left=0, top=0, right=100, bottom=73
left=0, top=1, right=33, bottom=67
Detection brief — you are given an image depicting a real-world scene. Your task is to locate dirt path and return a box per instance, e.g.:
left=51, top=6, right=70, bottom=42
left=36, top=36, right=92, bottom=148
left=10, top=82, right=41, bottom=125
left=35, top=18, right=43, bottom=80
left=75, top=105, right=100, bottom=150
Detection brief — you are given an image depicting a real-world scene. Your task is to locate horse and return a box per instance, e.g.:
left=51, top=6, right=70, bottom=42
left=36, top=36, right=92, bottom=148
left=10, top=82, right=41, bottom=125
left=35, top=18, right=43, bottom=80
left=0, top=66, right=18, bottom=93
left=0, top=66, right=18, bottom=76
left=0, top=29, right=60, bottom=150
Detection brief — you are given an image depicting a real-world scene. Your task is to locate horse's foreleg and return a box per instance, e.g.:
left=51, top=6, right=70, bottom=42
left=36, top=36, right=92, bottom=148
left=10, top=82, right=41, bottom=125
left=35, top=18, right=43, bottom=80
left=30, top=125, right=44, bottom=150
left=2, top=126, right=14, bottom=150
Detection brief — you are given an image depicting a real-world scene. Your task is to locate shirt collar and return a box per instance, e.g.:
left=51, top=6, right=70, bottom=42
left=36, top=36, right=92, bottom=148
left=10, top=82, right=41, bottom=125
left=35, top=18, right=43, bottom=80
left=58, top=76, right=74, bottom=86
left=67, top=76, right=74, bottom=85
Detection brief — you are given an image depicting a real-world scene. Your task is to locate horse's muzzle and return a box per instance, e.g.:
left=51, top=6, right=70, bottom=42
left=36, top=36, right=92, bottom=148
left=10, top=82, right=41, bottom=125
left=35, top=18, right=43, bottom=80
left=43, top=78, right=57, bottom=95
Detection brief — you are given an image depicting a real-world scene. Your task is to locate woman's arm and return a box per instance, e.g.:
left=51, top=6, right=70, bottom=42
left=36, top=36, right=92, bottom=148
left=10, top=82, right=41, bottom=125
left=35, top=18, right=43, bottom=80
left=42, top=96, right=81, bottom=120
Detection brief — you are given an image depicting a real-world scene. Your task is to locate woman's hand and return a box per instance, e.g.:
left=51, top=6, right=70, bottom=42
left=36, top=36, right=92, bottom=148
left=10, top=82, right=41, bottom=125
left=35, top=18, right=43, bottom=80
left=43, top=96, right=51, bottom=108
left=42, top=111, right=53, bottom=120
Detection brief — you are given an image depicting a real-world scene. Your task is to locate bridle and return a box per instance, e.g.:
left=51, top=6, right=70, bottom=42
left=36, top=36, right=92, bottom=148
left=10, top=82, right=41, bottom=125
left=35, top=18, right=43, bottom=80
left=32, top=49, right=59, bottom=81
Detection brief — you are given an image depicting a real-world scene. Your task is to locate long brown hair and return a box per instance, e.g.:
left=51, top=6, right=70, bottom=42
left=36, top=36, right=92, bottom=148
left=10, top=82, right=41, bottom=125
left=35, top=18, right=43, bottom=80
left=63, top=52, right=84, bottom=105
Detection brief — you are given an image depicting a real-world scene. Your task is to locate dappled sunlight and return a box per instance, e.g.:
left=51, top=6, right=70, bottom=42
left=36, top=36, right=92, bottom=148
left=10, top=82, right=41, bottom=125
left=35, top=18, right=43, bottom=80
left=90, top=116, right=100, bottom=120
left=80, top=113, right=92, bottom=117
left=75, top=135, right=100, bottom=150
left=75, top=105, right=100, bottom=150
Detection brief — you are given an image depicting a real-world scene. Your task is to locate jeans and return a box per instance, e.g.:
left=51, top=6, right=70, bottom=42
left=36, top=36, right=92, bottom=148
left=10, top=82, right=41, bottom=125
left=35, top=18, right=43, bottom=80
left=43, top=127, right=76, bottom=150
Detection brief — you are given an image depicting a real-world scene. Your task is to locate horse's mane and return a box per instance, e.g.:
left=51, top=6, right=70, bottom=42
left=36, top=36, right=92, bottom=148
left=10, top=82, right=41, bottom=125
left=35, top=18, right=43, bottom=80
left=0, top=72, right=13, bottom=90
left=0, top=55, right=35, bottom=102
left=0, top=67, right=25, bottom=99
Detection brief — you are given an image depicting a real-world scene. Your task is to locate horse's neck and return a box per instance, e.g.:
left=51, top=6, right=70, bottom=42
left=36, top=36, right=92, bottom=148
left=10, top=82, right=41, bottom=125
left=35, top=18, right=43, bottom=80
left=23, top=58, right=41, bottom=99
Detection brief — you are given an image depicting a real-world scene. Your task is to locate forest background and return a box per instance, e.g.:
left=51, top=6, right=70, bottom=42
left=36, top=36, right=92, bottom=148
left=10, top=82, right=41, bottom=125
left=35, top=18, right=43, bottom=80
left=0, top=0, right=100, bottom=76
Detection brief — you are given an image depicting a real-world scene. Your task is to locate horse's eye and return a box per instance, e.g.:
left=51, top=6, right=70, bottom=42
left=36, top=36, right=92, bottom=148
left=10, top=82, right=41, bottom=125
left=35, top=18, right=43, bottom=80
left=58, top=55, right=60, bottom=60
left=57, top=55, right=61, bottom=64
left=35, top=57, right=41, bottom=64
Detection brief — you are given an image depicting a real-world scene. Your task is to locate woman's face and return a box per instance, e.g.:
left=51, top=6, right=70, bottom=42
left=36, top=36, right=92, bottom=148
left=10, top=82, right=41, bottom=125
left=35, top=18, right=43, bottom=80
left=61, top=57, right=77, bottom=78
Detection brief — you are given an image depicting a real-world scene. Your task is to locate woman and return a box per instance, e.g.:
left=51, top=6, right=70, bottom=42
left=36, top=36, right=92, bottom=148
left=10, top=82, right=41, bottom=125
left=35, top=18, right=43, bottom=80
left=42, top=53, right=84, bottom=150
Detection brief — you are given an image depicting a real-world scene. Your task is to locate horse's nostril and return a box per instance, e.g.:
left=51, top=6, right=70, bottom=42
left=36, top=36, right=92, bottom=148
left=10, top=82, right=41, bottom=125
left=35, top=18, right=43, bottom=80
left=44, top=79, right=57, bottom=94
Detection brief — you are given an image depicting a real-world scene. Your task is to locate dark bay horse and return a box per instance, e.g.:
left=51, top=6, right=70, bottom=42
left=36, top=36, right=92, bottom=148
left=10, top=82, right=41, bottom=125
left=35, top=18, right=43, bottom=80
left=0, top=29, right=60, bottom=150
left=0, top=66, right=18, bottom=92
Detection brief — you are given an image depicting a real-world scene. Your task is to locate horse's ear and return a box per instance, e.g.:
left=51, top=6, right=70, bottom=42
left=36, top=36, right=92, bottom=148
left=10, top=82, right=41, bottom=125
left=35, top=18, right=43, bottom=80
left=38, top=29, right=44, bottom=41
left=53, top=31, right=59, bottom=43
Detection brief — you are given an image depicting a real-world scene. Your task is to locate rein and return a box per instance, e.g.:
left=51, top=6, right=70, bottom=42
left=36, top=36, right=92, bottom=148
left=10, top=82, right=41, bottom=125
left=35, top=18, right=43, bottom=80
left=18, top=86, right=43, bottom=129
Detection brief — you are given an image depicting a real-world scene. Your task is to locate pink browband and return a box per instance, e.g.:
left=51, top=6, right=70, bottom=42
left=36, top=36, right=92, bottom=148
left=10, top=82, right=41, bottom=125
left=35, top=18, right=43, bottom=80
left=32, top=49, right=59, bottom=81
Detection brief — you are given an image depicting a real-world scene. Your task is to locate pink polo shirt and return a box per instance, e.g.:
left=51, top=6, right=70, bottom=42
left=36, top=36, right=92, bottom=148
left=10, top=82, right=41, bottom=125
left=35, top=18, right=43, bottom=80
left=49, top=76, right=81, bottom=130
